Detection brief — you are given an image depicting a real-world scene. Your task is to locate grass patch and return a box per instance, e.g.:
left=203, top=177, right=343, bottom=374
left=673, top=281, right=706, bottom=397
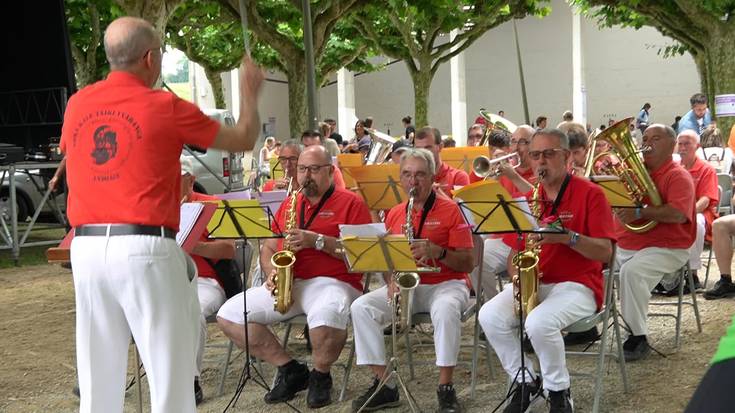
left=0, top=226, right=67, bottom=268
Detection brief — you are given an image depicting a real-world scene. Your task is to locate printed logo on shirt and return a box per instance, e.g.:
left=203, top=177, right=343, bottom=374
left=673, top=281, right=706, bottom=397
left=558, top=211, right=574, bottom=222
left=424, top=220, right=441, bottom=228
left=91, top=125, right=118, bottom=165
left=319, top=210, right=335, bottom=218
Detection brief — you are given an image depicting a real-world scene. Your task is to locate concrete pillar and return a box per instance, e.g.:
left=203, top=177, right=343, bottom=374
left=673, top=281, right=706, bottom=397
left=450, top=29, right=468, bottom=146
left=571, top=9, right=586, bottom=125
left=337, top=68, right=357, bottom=139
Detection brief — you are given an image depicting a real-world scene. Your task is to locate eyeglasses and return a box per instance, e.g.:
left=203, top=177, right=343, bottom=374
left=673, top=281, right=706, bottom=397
left=278, top=156, right=299, bottom=163
left=468, top=134, right=483, bottom=139
left=400, top=171, right=430, bottom=181
left=528, top=148, right=565, bottom=160
left=510, top=139, right=530, bottom=146
left=297, top=164, right=331, bottom=174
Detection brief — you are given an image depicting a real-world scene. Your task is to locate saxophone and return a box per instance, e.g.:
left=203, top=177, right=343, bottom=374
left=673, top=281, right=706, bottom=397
left=394, top=186, right=420, bottom=331
left=271, top=177, right=299, bottom=314
left=511, top=177, right=543, bottom=320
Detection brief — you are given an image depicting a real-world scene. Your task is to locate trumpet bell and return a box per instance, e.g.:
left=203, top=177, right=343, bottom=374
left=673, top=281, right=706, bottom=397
left=478, top=110, right=518, bottom=146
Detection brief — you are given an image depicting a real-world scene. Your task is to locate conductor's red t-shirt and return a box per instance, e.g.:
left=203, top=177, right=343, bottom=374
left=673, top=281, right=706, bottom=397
left=60, top=71, right=220, bottom=231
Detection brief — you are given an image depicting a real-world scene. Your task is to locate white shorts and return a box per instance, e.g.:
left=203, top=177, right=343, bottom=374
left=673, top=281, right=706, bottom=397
left=218, top=276, right=361, bottom=330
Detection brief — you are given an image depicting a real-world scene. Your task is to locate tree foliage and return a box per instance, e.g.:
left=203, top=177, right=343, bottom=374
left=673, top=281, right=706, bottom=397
left=571, top=0, right=735, bottom=137
left=355, top=0, right=550, bottom=127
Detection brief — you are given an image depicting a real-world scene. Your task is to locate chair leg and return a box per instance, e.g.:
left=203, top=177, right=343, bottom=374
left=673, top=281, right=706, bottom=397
left=704, top=246, right=713, bottom=288
left=612, top=305, right=629, bottom=393
left=591, top=309, right=613, bottom=413
left=134, top=346, right=143, bottom=413
left=404, top=328, right=415, bottom=380
left=687, top=268, right=703, bottom=333
left=339, top=339, right=356, bottom=402
left=217, top=340, right=234, bottom=397
left=675, top=268, right=685, bottom=350
left=470, top=314, right=480, bottom=399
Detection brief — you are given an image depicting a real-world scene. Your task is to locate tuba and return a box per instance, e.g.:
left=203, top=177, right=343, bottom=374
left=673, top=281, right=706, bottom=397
left=511, top=178, right=542, bottom=319
left=271, top=178, right=299, bottom=314
left=365, top=128, right=397, bottom=164
left=394, top=187, right=420, bottom=330
left=477, top=110, right=518, bottom=146
left=587, top=117, right=662, bottom=233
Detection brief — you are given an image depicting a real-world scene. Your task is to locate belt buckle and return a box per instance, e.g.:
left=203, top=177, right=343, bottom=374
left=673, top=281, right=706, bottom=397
left=160, top=226, right=165, bottom=237
left=106, top=224, right=111, bottom=237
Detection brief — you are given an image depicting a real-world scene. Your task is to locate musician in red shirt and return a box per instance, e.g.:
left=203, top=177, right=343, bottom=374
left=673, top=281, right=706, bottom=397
left=615, top=124, right=696, bottom=362
left=261, top=140, right=301, bottom=192
left=677, top=129, right=719, bottom=284
left=413, top=126, right=469, bottom=197
left=218, top=145, right=371, bottom=408
left=61, top=17, right=263, bottom=413
left=350, top=148, right=475, bottom=413
left=479, top=128, right=615, bottom=413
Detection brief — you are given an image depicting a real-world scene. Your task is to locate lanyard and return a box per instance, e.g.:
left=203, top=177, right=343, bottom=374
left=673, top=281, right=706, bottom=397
left=542, top=173, right=571, bottom=219
left=405, top=190, right=436, bottom=239
left=299, top=184, right=335, bottom=230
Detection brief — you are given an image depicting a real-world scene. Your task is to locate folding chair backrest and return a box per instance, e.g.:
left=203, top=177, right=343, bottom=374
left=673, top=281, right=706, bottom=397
left=717, top=173, right=732, bottom=210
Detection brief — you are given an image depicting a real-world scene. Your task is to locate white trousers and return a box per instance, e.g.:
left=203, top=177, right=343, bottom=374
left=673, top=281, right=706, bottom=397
left=470, top=237, right=511, bottom=299
left=479, top=282, right=596, bottom=391
left=351, top=280, right=469, bottom=367
left=71, top=235, right=200, bottom=413
left=196, top=277, right=226, bottom=377
left=688, top=213, right=706, bottom=270
left=218, top=277, right=360, bottom=330
left=617, top=247, right=689, bottom=336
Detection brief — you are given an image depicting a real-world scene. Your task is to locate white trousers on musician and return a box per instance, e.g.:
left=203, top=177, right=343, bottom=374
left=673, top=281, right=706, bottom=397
left=71, top=235, right=200, bottom=413
left=196, top=277, right=226, bottom=377
left=617, top=246, right=689, bottom=336
left=351, top=280, right=470, bottom=367
left=688, top=213, right=706, bottom=270
left=478, top=282, right=596, bottom=392
left=217, top=276, right=361, bottom=330
left=470, top=237, right=511, bottom=299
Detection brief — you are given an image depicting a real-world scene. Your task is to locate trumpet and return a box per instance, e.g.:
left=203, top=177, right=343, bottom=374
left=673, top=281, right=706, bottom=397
left=472, top=152, right=520, bottom=179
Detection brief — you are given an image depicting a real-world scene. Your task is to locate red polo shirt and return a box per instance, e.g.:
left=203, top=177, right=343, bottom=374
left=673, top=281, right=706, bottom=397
left=60, top=71, right=220, bottom=231
left=271, top=187, right=371, bottom=291
left=188, top=192, right=222, bottom=285
left=435, top=162, right=469, bottom=196
left=615, top=159, right=696, bottom=250
left=503, top=176, right=616, bottom=309
left=385, top=194, right=474, bottom=285
left=469, top=165, right=536, bottom=197
left=685, top=157, right=719, bottom=240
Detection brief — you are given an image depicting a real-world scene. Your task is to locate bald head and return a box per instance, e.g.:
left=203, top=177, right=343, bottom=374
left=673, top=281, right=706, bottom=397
left=104, top=17, right=158, bottom=70
left=300, top=144, right=332, bottom=165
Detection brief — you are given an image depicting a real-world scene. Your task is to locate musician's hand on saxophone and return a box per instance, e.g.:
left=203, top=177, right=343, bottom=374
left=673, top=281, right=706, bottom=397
left=386, top=278, right=399, bottom=300
left=410, top=240, right=441, bottom=266
left=264, top=269, right=277, bottom=293
left=284, top=228, right=316, bottom=252
left=273, top=177, right=290, bottom=190
left=527, top=231, right=570, bottom=245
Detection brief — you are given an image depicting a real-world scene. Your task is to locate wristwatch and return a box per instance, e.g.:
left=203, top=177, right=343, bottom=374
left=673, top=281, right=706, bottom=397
left=568, top=231, right=580, bottom=248
left=315, top=234, right=325, bottom=251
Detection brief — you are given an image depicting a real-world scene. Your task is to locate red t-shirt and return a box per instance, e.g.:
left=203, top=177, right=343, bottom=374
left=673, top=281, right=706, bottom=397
left=385, top=193, right=474, bottom=285
left=435, top=162, right=470, bottom=195
left=271, top=187, right=371, bottom=291
left=188, top=192, right=222, bottom=285
left=502, top=176, right=616, bottom=309
left=60, top=71, right=220, bottom=231
left=615, top=159, right=696, bottom=250
left=686, top=157, right=719, bottom=240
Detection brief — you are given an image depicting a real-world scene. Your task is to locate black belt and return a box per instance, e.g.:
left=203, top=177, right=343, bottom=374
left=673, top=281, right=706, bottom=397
left=75, top=224, right=176, bottom=240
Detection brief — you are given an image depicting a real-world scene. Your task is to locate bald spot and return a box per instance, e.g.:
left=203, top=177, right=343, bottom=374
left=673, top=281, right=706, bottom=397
left=647, top=124, right=677, bottom=143
left=300, top=145, right=332, bottom=165
left=104, top=17, right=157, bottom=69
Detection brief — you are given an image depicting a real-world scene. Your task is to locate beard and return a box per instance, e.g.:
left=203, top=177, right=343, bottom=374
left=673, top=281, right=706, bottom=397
left=302, top=179, right=319, bottom=197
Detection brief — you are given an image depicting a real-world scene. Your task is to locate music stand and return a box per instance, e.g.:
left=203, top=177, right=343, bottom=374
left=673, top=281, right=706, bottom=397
left=588, top=175, right=636, bottom=208
left=453, top=180, right=565, bottom=412
left=340, top=234, right=438, bottom=413
left=206, top=199, right=284, bottom=411
left=441, top=146, right=489, bottom=175
left=337, top=153, right=363, bottom=190
left=349, top=164, right=406, bottom=210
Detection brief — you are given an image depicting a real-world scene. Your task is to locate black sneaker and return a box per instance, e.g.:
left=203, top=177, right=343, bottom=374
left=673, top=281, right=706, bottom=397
left=623, top=335, right=650, bottom=362
left=548, top=388, right=574, bottom=413
left=437, top=383, right=462, bottom=413
left=503, top=379, right=539, bottom=413
left=307, top=369, right=333, bottom=408
left=704, top=278, right=735, bottom=300
left=351, top=378, right=400, bottom=412
left=264, top=361, right=309, bottom=404
left=194, top=378, right=203, bottom=405
left=563, top=327, right=599, bottom=346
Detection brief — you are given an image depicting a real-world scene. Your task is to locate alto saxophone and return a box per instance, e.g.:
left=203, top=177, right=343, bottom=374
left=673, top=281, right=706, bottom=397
left=511, top=178, right=542, bottom=320
left=394, top=187, right=420, bottom=331
left=271, top=177, right=299, bottom=314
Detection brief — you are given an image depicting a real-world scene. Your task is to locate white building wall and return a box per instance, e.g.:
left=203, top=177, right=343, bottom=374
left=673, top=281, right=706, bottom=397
left=192, top=0, right=699, bottom=139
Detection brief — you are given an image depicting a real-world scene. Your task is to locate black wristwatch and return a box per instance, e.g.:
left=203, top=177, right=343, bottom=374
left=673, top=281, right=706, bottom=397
left=438, top=247, right=448, bottom=260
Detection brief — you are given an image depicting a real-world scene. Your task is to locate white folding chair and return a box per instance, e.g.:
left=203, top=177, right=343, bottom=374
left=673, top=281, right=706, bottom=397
left=649, top=263, right=702, bottom=350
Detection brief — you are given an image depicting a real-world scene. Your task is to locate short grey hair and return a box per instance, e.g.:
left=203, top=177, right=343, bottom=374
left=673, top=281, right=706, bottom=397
left=677, top=129, right=700, bottom=144
left=104, top=17, right=158, bottom=69
left=280, top=139, right=303, bottom=153
left=400, top=148, right=436, bottom=177
left=532, top=128, right=570, bottom=149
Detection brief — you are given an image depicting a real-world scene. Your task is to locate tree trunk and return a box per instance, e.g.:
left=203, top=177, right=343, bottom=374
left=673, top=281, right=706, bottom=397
left=703, top=28, right=735, bottom=145
left=410, top=67, right=434, bottom=128
left=204, top=68, right=225, bottom=109
left=286, top=65, right=308, bottom=139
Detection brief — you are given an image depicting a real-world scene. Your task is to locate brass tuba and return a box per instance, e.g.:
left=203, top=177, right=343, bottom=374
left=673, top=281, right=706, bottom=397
left=365, top=128, right=397, bottom=164
left=587, top=117, right=662, bottom=233
left=477, top=110, right=518, bottom=146
left=511, top=179, right=542, bottom=319
left=271, top=178, right=299, bottom=314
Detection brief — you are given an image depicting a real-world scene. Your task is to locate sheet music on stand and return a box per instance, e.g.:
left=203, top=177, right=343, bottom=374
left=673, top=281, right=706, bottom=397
left=177, top=203, right=205, bottom=245
left=588, top=175, right=636, bottom=208
left=339, top=224, right=439, bottom=273
left=349, top=164, right=406, bottom=210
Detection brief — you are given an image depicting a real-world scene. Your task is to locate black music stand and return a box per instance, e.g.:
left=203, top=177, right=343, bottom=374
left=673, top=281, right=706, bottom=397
left=454, top=181, right=565, bottom=412
left=206, top=199, right=286, bottom=411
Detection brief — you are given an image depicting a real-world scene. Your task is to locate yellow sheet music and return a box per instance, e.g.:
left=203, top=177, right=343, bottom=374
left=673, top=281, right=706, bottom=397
left=338, top=153, right=363, bottom=189
left=441, top=146, right=489, bottom=174
left=206, top=200, right=276, bottom=238
left=453, top=180, right=534, bottom=233
left=589, top=175, right=636, bottom=208
left=341, top=235, right=418, bottom=272
left=349, top=164, right=406, bottom=210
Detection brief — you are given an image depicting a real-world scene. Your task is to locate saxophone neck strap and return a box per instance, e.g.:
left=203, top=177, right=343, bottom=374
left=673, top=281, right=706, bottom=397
left=542, top=173, right=571, bottom=218
left=405, top=189, right=436, bottom=239
left=299, top=184, right=336, bottom=230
